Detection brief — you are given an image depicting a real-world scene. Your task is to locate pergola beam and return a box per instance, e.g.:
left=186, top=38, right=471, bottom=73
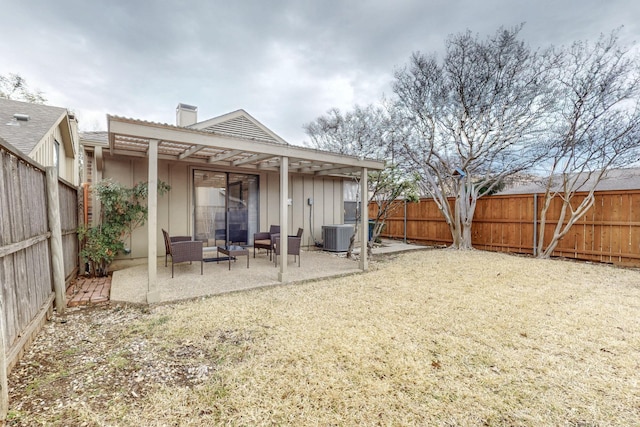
left=232, top=153, right=275, bottom=166
left=299, top=163, right=335, bottom=173
left=208, top=149, right=242, bottom=163
left=315, top=166, right=360, bottom=176
left=178, top=144, right=205, bottom=160
left=108, top=117, right=385, bottom=170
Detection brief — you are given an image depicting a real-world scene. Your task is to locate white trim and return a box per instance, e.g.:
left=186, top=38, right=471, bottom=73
left=278, top=156, right=289, bottom=282
left=147, top=139, right=159, bottom=303
left=359, top=167, right=368, bottom=271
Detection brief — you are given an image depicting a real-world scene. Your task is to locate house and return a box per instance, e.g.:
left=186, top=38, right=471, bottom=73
left=0, top=98, right=79, bottom=185
left=81, top=104, right=385, bottom=303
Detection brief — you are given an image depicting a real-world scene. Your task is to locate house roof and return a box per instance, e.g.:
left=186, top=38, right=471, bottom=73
left=0, top=98, right=68, bottom=155
left=189, top=109, right=287, bottom=145
left=498, top=167, right=640, bottom=194
left=79, top=130, right=109, bottom=146
left=107, top=113, right=384, bottom=176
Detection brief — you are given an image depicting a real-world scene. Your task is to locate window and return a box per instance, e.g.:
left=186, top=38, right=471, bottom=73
left=193, top=170, right=259, bottom=247
left=343, top=180, right=360, bottom=224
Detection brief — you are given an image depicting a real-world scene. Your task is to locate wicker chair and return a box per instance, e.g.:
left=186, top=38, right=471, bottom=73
left=162, top=229, right=203, bottom=278
left=253, top=225, right=280, bottom=259
left=274, top=228, right=303, bottom=267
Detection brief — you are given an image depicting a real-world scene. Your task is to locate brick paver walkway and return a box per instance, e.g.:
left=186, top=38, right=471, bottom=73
left=66, top=276, right=111, bottom=307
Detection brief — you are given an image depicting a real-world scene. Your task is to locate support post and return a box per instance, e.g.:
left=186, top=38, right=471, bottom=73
left=278, top=156, right=289, bottom=282
left=147, top=139, right=159, bottom=303
left=359, top=167, right=368, bottom=271
left=46, top=167, right=66, bottom=313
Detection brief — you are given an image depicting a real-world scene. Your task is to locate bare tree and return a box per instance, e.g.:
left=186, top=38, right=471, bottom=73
left=393, top=26, right=554, bottom=249
left=304, top=105, right=417, bottom=257
left=367, top=165, right=419, bottom=242
left=535, top=31, right=640, bottom=257
left=304, top=105, right=390, bottom=158
left=0, top=73, right=46, bottom=104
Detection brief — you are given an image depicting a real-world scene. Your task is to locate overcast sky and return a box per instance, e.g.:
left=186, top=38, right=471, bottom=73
left=2, top=0, right=638, bottom=144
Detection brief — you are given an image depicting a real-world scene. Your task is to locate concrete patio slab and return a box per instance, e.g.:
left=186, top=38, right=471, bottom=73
left=110, top=239, right=428, bottom=305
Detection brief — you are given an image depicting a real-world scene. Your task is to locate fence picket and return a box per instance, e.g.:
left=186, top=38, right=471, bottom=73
left=372, top=190, right=640, bottom=267
left=0, top=140, right=78, bottom=421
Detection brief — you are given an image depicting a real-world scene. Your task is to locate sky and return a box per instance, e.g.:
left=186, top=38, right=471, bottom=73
left=1, top=0, right=639, bottom=145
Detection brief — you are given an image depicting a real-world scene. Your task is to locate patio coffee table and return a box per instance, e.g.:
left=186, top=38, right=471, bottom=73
left=216, top=245, right=249, bottom=270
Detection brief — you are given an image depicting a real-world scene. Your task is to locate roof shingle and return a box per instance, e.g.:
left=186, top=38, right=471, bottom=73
left=0, top=98, right=67, bottom=155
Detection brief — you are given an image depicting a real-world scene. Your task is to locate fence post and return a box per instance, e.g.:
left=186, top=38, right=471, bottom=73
left=0, top=295, right=8, bottom=422
left=46, top=167, right=66, bottom=314
left=403, top=198, right=407, bottom=243
left=533, top=193, right=538, bottom=256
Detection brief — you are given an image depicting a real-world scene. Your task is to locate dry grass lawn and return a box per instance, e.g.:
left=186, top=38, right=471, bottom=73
left=8, top=249, right=640, bottom=426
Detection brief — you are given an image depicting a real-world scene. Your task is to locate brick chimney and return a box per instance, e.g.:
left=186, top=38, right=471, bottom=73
left=176, top=103, right=198, bottom=127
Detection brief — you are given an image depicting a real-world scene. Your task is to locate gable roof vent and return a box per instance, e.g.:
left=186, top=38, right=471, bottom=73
left=13, top=113, right=30, bottom=121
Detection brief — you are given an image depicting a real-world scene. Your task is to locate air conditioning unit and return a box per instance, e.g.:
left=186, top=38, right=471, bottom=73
left=322, top=224, right=353, bottom=252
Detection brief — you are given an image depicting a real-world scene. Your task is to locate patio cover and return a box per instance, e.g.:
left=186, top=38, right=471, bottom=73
left=107, top=115, right=385, bottom=303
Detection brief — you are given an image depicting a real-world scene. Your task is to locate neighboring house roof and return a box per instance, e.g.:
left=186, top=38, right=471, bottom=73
left=0, top=97, right=68, bottom=155
left=498, top=167, right=640, bottom=194
left=79, top=130, right=108, bottom=146
left=189, top=109, right=287, bottom=144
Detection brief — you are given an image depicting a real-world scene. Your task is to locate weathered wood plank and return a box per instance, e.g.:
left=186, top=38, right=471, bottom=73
left=0, top=285, right=7, bottom=422
left=1, top=143, right=78, bottom=419
left=5, top=293, right=55, bottom=374
left=0, top=233, right=50, bottom=258
left=0, top=151, right=11, bottom=246
left=9, top=155, right=25, bottom=244
left=46, top=167, right=67, bottom=313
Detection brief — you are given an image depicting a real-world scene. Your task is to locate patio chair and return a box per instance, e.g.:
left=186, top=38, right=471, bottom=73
left=162, top=229, right=204, bottom=278
left=162, top=229, right=191, bottom=267
left=253, top=225, right=280, bottom=259
left=274, top=228, right=303, bottom=267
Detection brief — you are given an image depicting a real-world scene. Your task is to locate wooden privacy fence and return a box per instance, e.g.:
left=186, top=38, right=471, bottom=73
left=372, top=190, right=640, bottom=267
left=0, top=140, right=78, bottom=419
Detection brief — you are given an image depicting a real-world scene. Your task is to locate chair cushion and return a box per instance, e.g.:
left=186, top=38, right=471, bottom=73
left=254, top=239, right=271, bottom=246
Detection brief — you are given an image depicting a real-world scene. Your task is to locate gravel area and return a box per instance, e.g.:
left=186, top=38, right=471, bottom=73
left=7, top=303, right=233, bottom=425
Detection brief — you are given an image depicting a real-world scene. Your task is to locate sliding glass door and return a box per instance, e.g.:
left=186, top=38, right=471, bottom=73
left=193, top=170, right=258, bottom=248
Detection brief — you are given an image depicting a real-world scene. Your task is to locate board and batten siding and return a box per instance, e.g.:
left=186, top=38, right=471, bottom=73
left=101, top=153, right=346, bottom=258
left=29, top=125, right=77, bottom=186
left=261, top=172, right=344, bottom=248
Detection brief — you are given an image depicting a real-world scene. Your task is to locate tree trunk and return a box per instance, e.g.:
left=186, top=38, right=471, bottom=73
left=460, top=222, right=473, bottom=249
left=449, top=177, right=476, bottom=250
left=346, top=223, right=358, bottom=259
left=538, top=192, right=595, bottom=259
left=535, top=192, right=552, bottom=257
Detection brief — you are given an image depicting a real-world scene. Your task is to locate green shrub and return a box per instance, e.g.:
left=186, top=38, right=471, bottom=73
left=79, top=179, right=170, bottom=276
